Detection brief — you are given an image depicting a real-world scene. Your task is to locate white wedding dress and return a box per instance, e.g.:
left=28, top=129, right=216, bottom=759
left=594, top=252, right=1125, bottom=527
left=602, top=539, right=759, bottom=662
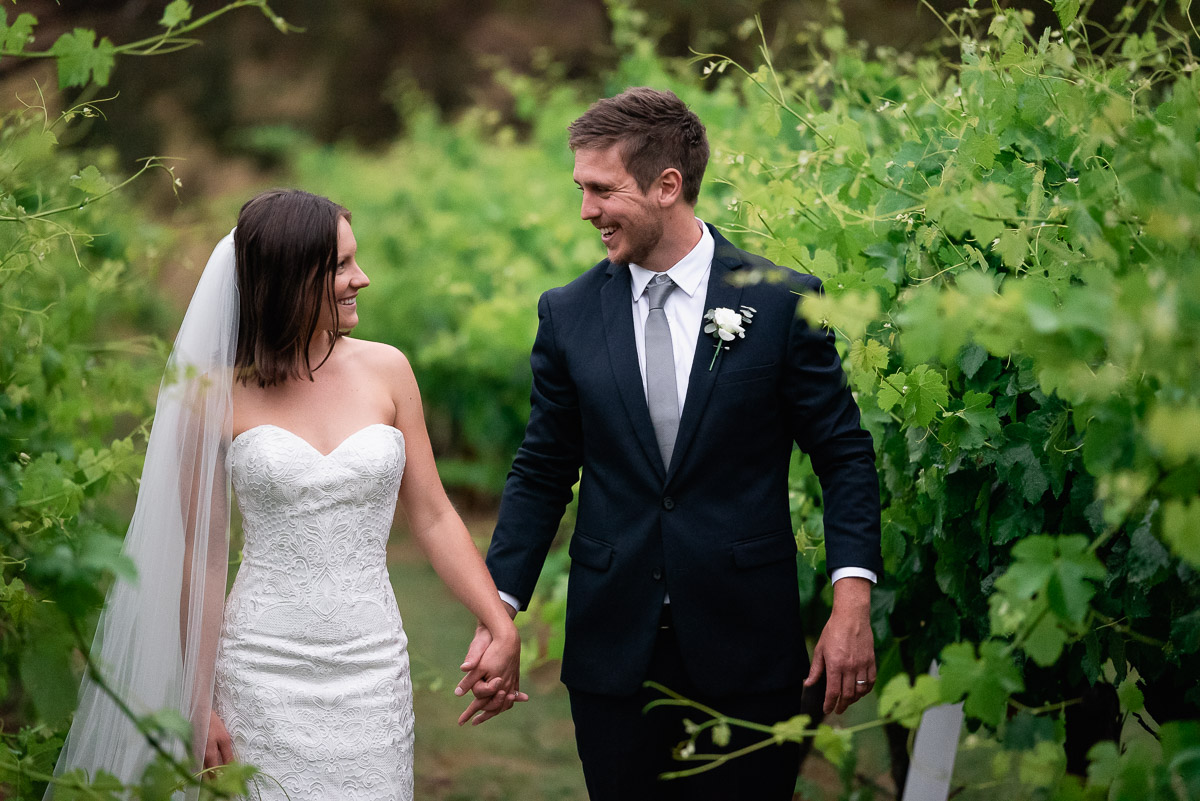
left=214, top=423, right=414, bottom=801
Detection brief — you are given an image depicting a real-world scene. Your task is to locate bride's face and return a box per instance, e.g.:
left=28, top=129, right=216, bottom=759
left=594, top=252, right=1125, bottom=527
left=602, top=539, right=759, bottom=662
left=318, top=216, right=370, bottom=333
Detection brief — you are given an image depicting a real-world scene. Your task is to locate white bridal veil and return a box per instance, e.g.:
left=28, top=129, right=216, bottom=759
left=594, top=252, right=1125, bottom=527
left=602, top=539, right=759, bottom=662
left=49, top=231, right=238, bottom=800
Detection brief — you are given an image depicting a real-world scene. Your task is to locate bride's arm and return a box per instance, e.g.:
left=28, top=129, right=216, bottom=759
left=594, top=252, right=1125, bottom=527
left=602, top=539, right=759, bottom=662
left=178, top=377, right=235, bottom=767
left=382, top=346, right=525, bottom=715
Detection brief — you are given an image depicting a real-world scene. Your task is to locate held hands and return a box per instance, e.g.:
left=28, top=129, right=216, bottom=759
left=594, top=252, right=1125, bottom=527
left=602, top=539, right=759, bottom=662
left=804, top=577, right=876, bottom=715
left=456, top=605, right=527, bottom=725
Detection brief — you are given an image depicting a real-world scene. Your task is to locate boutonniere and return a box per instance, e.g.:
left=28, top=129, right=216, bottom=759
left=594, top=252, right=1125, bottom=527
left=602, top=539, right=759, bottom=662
left=703, top=305, right=756, bottom=370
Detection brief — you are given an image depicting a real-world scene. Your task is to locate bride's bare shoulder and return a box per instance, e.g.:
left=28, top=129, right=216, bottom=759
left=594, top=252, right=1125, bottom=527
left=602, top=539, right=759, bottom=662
left=339, top=337, right=413, bottom=376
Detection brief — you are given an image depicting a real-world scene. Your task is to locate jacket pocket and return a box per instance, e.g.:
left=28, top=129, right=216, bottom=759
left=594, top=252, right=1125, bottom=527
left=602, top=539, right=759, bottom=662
left=731, top=530, right=798, bottom=569
left=569, top=532, right=614, bottom=571
left=715, top=363, right=775, bottom=386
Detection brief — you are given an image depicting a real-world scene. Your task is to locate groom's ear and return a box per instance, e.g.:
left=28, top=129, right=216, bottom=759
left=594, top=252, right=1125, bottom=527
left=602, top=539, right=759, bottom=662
left=655, top=167, right=684, bottom=208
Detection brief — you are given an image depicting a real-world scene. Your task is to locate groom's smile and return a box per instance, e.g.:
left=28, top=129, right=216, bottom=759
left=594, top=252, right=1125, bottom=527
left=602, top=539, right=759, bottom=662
left=573, top=144, right=666, bottom=269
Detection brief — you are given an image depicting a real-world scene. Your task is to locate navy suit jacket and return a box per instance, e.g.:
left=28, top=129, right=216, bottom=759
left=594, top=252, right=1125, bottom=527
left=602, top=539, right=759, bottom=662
left=486, top=225, right=882, bottom=698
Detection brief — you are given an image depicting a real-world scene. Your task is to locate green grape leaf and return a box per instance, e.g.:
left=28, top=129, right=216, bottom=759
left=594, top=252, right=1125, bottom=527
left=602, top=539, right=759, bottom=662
left=0, top=578, right=36, bottom=628
left=18, top=453, right=70, bottom=509
left=757, top=102, right=782, bottom=138
left=1053, top=0, right=1081, bottom=27
left=1000, top=535, right=1104, bottom=620
left=1023, top=612, right=1069, bottom=665
left=958, top=343, right=988, bottom=378
left=1116, top=676, right=1144, bottom=714
left=813, top=724, right=853, bottom=767
left=1125, top=516, right=1170, bottom=587
left=160, top=0, right=193, bottom=28
left=1160, top=722, right=1200, bottom=799
left=79, top=529, right=137, bottom=584
left=1171, top=608, right=1200, bottom=655
left=877, top=369, right=905, bottom=413
left=877, top=366, right=951, bottom=427
left=771, top=714, right=812, bottom=744
left=140, top=756, right=183, bottom=801
left=852, top=338, right=890, bottom=372
left=49, top=28, right=117, bottom=89
left=1146, top=404, right=1200, bottom=465
left=141, top=709, right=193, bottom=744
left=69, top=165, right=114, bottom=197
left=1045, top=534, right=1106, bottom=622
left=18, top=616, right=77, bottom=726
left=960, top=129, right=1000, bottom=171
left=1019, top=740, right=1066, bottom=787
left=944, top=390, right=1001, bottom=451
left=205, top=761, right=259, bottom=797
left=1003, top=710, right=1058, bottom=750
left=893, top=364, right=948, bottom=427
left=1, top=12, right=38, bottom=54
left=878, top=672, right=943, bottom=728
left=939, top=640, right=1024, bottom=727
left=993, top=227, right=1028, bottom=268
left=998, top=441, right=1050, bottom=504
left=1162, top=499, right=1200, bottom=567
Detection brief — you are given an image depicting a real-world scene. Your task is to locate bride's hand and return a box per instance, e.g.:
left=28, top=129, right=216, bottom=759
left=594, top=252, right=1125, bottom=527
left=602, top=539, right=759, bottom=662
left=204, top=710, right=234, bottom=771
left=456, top=621, right=527, bottom=726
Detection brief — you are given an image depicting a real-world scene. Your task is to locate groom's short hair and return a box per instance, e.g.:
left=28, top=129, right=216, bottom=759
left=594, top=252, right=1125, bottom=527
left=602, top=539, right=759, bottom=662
left=568, top=87, right=709, bottom=205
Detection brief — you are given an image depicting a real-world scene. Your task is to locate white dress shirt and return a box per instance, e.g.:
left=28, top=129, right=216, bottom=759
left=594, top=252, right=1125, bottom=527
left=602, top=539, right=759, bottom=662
left=498, top=220, right=873, bottom=613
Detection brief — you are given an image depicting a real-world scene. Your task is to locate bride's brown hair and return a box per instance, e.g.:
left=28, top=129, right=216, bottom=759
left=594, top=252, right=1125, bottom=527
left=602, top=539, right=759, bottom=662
left=234, top=189, right=350, bottom=387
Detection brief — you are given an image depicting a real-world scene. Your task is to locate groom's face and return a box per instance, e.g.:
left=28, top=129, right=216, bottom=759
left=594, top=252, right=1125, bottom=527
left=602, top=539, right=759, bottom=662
left=573, top=144, right=665, bottom=269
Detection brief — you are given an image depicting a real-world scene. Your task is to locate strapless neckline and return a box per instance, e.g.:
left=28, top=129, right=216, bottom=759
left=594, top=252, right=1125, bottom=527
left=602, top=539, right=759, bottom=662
left=231, top=422, right=403, bottom=458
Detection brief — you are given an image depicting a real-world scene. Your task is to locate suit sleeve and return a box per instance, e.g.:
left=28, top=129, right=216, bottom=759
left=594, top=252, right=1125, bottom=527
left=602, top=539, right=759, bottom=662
left=782, top=275, right=884, bottom=578
left=485, top=291, right=584, bottom=608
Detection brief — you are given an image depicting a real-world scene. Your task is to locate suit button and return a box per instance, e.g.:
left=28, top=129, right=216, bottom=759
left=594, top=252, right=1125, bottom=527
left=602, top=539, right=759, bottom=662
left=662, top=496, right=675, bottom=510
left=652, top=568, right=663, bottom=580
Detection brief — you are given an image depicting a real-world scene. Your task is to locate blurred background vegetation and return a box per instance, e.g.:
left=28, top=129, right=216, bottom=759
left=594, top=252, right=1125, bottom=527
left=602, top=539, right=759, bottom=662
left=3, top=0, right=1198, bottom=799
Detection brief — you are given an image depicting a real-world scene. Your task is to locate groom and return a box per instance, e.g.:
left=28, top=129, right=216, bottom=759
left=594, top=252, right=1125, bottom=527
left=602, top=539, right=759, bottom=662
left=461, top=87, right=882, bottom=800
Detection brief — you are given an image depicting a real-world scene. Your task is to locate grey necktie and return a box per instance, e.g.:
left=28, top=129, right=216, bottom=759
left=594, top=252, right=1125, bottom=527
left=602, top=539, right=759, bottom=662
left=645, top=274, right=679, bottom=468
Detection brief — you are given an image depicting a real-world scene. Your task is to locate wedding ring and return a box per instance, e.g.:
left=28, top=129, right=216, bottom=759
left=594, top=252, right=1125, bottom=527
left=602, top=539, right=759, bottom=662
left=856, top=680, right=868, bottom=685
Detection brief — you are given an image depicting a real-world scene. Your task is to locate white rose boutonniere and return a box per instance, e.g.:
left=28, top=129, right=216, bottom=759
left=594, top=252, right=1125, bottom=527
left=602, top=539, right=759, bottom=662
left=703, top=305, right=756, bottom=370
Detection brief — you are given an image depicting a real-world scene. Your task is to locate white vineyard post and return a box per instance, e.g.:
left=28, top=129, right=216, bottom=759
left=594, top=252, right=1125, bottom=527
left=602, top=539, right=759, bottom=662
left=901, top=661, right=964, bottom=801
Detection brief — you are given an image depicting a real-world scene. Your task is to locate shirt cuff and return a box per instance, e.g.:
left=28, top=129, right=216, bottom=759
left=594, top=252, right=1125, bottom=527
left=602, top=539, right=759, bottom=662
left=831, top=567, right=878, bottom=584
left=498, top=590, right=522, bottom=613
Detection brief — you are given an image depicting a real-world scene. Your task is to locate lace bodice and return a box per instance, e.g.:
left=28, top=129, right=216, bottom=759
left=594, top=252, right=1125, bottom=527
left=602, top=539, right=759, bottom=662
left=229, top=423, right=405, bottom=622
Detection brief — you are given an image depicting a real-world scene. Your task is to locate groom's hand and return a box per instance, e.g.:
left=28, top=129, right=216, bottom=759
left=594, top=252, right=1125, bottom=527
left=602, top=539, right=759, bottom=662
left=457, top=603, right=526, bottom=725
left=804, top=577, right=875, bottom=715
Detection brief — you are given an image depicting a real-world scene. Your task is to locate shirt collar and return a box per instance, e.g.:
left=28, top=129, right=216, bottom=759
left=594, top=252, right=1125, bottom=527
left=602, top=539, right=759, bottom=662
left=629, top=219, right=713, bottom=302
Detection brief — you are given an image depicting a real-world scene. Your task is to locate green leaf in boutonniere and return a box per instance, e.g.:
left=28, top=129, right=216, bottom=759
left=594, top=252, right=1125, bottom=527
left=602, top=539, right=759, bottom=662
left=703, top=305, right=756, bottom=370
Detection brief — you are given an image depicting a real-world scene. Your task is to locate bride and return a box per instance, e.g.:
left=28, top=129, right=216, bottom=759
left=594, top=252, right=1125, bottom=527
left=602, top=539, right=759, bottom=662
left=49, top=189, right=522, bottom=801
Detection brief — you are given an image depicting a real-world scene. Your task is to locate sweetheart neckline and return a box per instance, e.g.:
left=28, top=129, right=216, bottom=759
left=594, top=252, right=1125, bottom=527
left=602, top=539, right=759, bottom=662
left=231, top=422, right=403, bottom=458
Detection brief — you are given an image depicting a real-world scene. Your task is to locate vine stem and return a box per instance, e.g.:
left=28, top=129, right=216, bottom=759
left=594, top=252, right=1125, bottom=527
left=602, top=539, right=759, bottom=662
left=0, top=157, right=179, bottom=223
left=65, top=617, right=233, bottom=799
left=0, top=1, right=297, bottom=61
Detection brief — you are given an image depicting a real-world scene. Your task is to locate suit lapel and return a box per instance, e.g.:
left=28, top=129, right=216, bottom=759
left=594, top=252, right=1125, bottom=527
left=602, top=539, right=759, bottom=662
left=600, top=262, right=666, bottom=477
left=666, top=232, right=746, bottom=480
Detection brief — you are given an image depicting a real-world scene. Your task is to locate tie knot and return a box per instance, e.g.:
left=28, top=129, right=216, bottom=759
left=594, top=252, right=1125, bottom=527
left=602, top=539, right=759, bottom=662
left=646, top=274, right=677, bottom=311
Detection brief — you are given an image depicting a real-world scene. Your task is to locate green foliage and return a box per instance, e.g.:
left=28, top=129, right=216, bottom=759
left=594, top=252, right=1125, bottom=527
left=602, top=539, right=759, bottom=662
left=694, top=0, right=1200, bottom=794
left=1, top=4, right=289, bottom=799
left=0, top=93, right=170, bottom=798
left=0, top=2, right=295, bottom=90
